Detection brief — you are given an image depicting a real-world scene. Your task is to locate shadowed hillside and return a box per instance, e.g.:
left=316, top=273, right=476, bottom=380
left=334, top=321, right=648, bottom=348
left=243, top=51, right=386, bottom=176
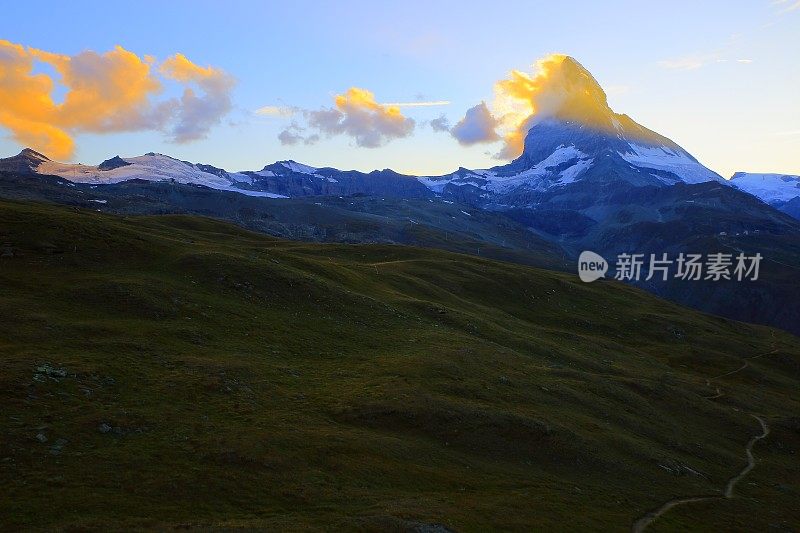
left=1, top=200, right=799, bottom=531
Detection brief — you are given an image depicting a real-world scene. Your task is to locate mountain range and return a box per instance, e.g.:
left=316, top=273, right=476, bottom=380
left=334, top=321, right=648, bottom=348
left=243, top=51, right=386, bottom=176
left=1, top=58, right=799, bottom=337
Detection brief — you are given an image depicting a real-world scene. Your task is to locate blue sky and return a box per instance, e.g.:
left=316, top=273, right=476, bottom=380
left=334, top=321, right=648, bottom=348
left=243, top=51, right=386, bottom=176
left=1, top=0, right=798, bottom=176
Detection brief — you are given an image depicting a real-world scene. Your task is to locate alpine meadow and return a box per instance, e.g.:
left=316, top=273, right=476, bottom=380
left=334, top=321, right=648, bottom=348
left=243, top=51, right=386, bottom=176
left=1, top=2, right=799, bottom=531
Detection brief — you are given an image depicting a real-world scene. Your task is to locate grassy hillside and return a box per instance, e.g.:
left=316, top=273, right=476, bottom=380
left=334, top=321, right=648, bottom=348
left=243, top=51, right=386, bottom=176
left=0, top=199, right=798, bottom=531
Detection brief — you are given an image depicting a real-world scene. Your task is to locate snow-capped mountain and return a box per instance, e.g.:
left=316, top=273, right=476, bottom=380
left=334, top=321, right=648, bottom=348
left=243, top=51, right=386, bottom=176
left=730, top=172, right=800, bottom=203
left=419, top=57, right=723, bottom=203
left=1, top=55, right=725, bottom=210
left=0, top=149, right=287, bottom=198
left=0, top=55, right=725, bottom=210
left=0, top=149, right=433, bottom=200
left=419, top=118, right=723, bottom=206
left=729, top=172, right=800, bottom=220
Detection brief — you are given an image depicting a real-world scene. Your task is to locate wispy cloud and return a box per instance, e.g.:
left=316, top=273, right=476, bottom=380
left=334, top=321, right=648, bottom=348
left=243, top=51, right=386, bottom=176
left=429, top=114, right=451, bottom=132
left=773, top=0, right=800, bottom=13
left=379, top=100, right=450, bottom=107
left=659, top=53, right=720, bottom=70
left=660, top=53, right=755, bottom=70
left=255, top=105, right=295, bottom=117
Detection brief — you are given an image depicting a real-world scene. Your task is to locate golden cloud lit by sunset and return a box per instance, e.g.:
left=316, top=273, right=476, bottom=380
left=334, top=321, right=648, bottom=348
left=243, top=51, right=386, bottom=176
left=450, top=54, right=631, bottom=159
left=0, top=40, right=233, bottom=159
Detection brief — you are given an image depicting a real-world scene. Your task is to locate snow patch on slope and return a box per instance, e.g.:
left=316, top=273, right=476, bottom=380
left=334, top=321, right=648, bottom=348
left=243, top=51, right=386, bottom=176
left=418, top=145, right=592, bottom=194
left=38, top=154, right=232, bottom=188
left=619, top=143, right=722, bottom=184
left=487, top=145, right=591, bottom=192
left=279, top=161, right=318, bottom=174
left=730, top=172, right=800, bottom=203
left=37, top=154, right=290, bottom=198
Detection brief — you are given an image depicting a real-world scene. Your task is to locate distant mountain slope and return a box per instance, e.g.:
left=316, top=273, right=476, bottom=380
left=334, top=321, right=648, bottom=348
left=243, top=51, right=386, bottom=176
left=730, top=172, right=800, bottom=220
left=731, top=172, right=800, bottom=203
left=0, top=169, right=568, bottom=272
left=1, top=199, right=799, bottom=530
left=0, top=149, right=432, bottom=200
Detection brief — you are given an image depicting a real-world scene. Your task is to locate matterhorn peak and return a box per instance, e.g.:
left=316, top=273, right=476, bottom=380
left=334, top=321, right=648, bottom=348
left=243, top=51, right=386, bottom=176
left=515, top=54, right=616, bottom=131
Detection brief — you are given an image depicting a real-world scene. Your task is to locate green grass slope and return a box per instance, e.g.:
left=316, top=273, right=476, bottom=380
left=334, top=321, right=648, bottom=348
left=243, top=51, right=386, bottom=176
left=0, top=199, right=798, bottom=531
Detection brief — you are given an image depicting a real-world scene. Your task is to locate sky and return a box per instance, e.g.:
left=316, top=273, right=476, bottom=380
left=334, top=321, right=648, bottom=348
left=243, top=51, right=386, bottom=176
left=1, top=0, right=798, bottom=177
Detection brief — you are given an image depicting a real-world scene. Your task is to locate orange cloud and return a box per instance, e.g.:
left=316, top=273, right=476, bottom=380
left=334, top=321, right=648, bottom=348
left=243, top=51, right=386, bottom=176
left=0, top=40, right=71, bottom=158
left=284, top=87, right=415, bottom=147
left=493, top=54, right=617, bottom=158
left=33, top=45, right=165, bottom=133
left=160, top=53, right=220, bottom=82
left=0, top=40, right=233, bottom=159
left=452, top=54, right=623, bottom=159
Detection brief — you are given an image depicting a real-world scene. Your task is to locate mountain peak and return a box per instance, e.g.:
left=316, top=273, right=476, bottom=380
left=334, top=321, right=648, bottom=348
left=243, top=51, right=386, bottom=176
left=528, top=55, right=615, bottom=131
left=276, top=160, right=318, bottom=174
left=98, top=156, right=132, bottom=171
left=0, top=148, right=51, bottom=174
left=19, top=148, right=50, bottom=161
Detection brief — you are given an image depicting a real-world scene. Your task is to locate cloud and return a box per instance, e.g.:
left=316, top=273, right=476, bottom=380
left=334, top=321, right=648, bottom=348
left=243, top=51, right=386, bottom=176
left=0, top=39, right=233, bottom=159
left=658, top=53, right=719, bottom=70
left=277, top=127, right=303, bottom=145
left=160, top=53, right=234, bottom=143
left=379, top=100, right=450, bottom=107
left=454, top=54, right=618, bottom=159
left=660, top=53, right=754, bottom=70
left=773, top=0, right=800, bottom=12
left=283, top=87, right=415, bottom=148
left=255, top=105, right=295, bottom=117
left=450, top=102, right=500, bottom=146
left=429, top=114, right=451, bottom=132
left=277, top=122, right=319, bottom=146
left=452, top=54, right=648, bottom=159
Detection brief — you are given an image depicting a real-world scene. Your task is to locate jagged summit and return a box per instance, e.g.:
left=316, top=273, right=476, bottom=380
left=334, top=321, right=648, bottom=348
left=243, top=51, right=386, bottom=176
left=269, top=160, right=319, bottom=174
left=524, top=55, right=618, bottom=131
left=0, top=148, right=51, bottom=174
left=19, top=148, right=50, bottom=161
left=98, top=156, right=131, bottom=171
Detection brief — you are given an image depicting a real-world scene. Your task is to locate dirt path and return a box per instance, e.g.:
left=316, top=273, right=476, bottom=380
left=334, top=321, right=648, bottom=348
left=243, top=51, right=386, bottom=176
left=632, top=344, right=777, bottom=532
left=725, top=415, right=769, bottom=498
left=632, top=415, right=770, bottom=532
